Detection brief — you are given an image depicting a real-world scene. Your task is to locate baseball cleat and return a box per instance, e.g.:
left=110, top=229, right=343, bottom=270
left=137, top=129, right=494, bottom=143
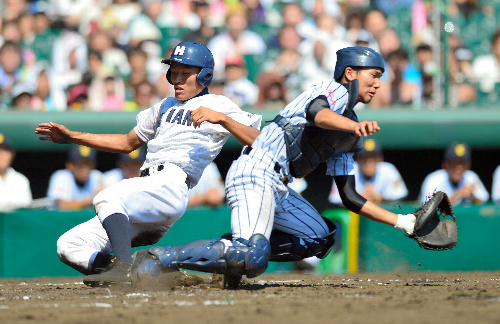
left=83, top=256, right=132, bottom=287
left=223, top=274, right=242, bottom=290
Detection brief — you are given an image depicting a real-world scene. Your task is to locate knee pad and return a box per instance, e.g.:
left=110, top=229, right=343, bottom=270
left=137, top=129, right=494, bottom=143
left=269, top=217, right=337, bottom=262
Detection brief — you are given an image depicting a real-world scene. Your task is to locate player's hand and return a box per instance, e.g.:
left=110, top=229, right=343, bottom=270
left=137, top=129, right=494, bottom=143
left=352, top=121, right=380, bottom=137
left=35, top=122, right=73, bottom=144
left=190, top=106, right=225, bottom=128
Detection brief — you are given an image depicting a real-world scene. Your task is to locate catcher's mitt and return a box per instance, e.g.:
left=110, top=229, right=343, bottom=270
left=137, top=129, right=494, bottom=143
left=410, top=191, right=457, bottom=250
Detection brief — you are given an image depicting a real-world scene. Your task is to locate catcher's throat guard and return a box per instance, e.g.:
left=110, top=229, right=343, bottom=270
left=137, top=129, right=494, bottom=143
left=410, top=191, right=457, bottom=251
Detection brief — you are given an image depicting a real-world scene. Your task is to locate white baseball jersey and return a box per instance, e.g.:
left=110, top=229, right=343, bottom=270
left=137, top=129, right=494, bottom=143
left=58, top=92, right=261, bottom=273
left=227, top=80, right=353, bottom=242
left=493, top=165, right=500, bottom=202
left=135, top=94, right=261, bottom=187
left=329, top=161, right=408, bottom=204
left=0, top=167, right=32, bottom=211
left=47, top=169, right=103, bottom=203
left=418, top=169, right=489, bottom=204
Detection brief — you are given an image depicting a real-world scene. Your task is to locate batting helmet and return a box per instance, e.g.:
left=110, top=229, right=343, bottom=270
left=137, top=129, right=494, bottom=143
left=333, top=46, right=385, bottom=81
left=161, top=41, right=215, bottom=87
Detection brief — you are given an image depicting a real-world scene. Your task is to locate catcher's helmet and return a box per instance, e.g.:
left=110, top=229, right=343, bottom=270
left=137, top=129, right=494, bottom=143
left=161, top=41, right=215, bottom=87
left=334, top=46, right=385, bottom=81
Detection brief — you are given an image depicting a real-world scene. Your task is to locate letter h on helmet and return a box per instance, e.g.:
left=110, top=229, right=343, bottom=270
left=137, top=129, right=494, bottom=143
left=161, top=41, right=215, bottom=87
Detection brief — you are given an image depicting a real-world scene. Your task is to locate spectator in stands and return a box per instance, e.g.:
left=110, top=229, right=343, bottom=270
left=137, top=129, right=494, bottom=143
left=100, top=0, right=142, bottom=46
left=419, top=142, right=489, bottom=205
left=298, top=13, right=350, bottom=91
left=47, top=145, right=103, bottom=210
left=448, top=0, right=488, bottom=21
left=449, top=45, right=477, bottom=106
left=66, top=83, right=89, bottom=111
left=304, top=0, right=346, bottom=40
left=124, top=47, right=149, bottom=97
left=472, top=30, right=500, bottom=94
left=31, top=62, right=67, bottom=111
left=223, top=55, right=258, bottom=108
left=0, top=41, right=24, bottom=105
left=2, top=0, right=28, bottom=21
left=363, top=9, right=388, bottom=43
left=51, top=30, right=88, bottom=110
left=88, top=31, right=130, bottom=80
left=255, top=71, right=287, bottom=110
left=10, top=82, right=34, bottom=110
left=280, top=1, right=313, bottom=39
left=123, top=80, right=157, bottom=111
left=377, top=28, right=402, bottom=60
left=207, top=7, right=266, bottom=78
left=128, top=0, right=162, bottom=48
left=329, top=139, right=408, bottom=205
left=386, top=48, right=423, bottom=107
left=182, top=0, right=216, bottom=46
left=267, top=25, right=303, bottom=99
left=0, top=133, right=32, bottom=212
left=492, top=165, right=500, bottom=203
left=241, top=0, right=267, bottom=27
left=187, top=162, right=225, bottom=208
left=29, top=2, right=59, bottom=64
left=86, top=49, right=126, bottom=111
left=415, top=43, right=437, bottom=107
left=162, top=0, right=201, bottom=30
left=103, top=75, right=127, bottom=110
left=48, top=0, right=104, bottom=31
left=1, top=19, right=22, bottom=44
left=345, top=10, right=364, bottom=45
left=103, top=147, right=146, bottom=188
left=346, top=13, right=379, bottom=52
left=374, top=0, right=414, bottom=16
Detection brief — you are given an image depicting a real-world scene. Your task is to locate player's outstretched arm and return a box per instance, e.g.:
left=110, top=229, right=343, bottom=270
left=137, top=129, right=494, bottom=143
left=190, top=107, right=260, bottom=146
left=335, top=175, right=397, bottom=226
left=35, top=122, right=145, bottom=153
left=314, top=108, right=380, bottom=137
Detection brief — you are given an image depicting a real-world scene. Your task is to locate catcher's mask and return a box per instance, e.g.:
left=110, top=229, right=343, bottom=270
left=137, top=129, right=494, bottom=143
left=334, top=46, right=385, bottom=82
left=162, top=41, right=215, bottom=87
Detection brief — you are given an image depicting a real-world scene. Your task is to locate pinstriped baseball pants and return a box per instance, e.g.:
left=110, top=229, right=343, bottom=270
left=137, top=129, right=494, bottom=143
left=225, top=148, right=330, bottom=242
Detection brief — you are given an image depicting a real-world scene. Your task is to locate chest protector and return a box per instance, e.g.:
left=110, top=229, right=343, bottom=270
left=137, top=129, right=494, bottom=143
left=274, top=80, right=362, bottom=178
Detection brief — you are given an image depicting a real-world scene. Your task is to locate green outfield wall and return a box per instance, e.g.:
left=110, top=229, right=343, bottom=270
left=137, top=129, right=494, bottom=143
left=1, top=203, right=499, bottom=278
left=2, top=108, right=500, bottom=151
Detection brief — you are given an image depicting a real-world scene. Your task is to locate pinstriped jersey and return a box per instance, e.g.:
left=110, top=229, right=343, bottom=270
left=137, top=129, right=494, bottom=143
left=252, top=80, right=356, bottom=178
left=134, top=93, right=262, bottom=186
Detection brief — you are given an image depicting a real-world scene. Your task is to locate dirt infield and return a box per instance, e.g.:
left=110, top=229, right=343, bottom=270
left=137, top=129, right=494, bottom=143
left=1, top=270, right=499, bottom=324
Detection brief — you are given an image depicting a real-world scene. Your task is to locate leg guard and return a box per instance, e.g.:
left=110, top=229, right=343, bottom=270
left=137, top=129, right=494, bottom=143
left=269, top=217, right=337, bottom=262
left=158, top=234, right=270, bottom=279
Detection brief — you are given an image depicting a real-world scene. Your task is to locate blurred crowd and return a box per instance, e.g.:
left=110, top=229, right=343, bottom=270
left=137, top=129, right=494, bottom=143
left=1, top=0, right=500, bottom=112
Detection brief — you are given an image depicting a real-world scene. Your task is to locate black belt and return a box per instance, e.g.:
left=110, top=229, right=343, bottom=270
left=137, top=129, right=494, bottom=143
left=242, top=147, right=289, bottom=185
left=140, top=164, right=191, bottom=188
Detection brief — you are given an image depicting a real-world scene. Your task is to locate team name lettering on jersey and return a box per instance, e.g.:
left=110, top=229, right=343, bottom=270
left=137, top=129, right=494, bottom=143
left=160, top=108, right=192, bottom=127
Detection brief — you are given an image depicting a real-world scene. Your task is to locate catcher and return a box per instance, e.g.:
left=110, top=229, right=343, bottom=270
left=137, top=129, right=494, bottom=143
left=132, top=47, right=458, bottom=287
